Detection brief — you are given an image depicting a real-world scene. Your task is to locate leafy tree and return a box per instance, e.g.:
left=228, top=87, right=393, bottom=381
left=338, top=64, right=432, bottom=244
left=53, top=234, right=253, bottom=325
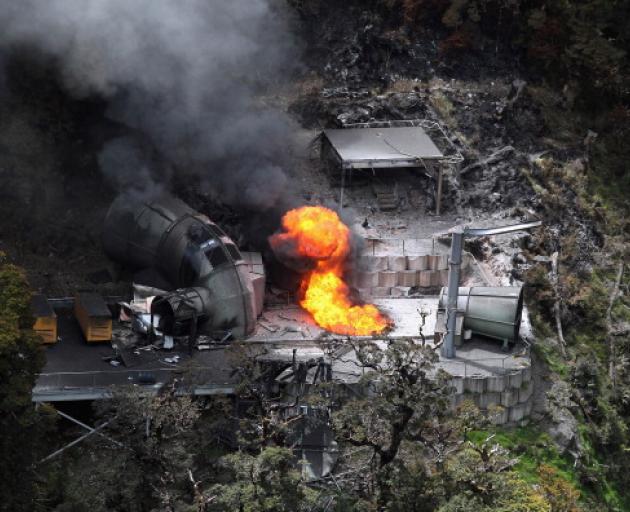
left=55, top=384, right=202, bottom=512
left=329, top=338, right=453, bottom=509
left=207, top=447, right=317, bottom=512
left=0, top=252, right=52, bottom=511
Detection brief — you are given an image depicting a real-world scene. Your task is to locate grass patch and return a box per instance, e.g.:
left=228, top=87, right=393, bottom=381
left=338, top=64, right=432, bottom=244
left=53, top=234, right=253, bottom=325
left=468, top=427, right=577, bottom=486
left=468, top=425, right=630, bottom=510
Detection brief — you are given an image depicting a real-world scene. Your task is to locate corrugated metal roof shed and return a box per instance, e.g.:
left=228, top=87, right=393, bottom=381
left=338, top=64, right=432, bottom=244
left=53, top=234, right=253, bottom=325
left=324, top=126, right=443, bottom=169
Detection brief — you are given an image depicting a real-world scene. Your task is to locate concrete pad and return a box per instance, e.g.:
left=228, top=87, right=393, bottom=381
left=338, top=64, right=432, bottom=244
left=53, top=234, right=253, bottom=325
left=388, top=256, right=407, bottom=271
left=398, top=270, right=418, bottom=287
left=407, top=255, right=429, bottom=271
left=378, top=271, right=398, bottom=287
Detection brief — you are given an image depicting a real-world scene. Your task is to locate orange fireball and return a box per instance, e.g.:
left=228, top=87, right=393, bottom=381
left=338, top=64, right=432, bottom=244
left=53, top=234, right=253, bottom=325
left=270, top=206, right=389, bottom=336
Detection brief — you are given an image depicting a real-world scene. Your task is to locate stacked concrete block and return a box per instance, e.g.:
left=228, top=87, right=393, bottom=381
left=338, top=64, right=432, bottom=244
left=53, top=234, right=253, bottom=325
left=478, top=392, right=501, bottom=409
left=488, top=406, right=509, bottom=425
left=418, top=270, right=433, bottom=287
left=509, top=401, right=532, bottom=423
left=485, top=376, right=507, bottom=393
left=378, top=271, right=398, bottom=288
left=518, top=382, right=533, bottom=403
left=371, top=287, right=391, bottom=298
left=388, top=256, right=407, bottom=271
left=356, top=271, right=379, bottom=289
left=407, top=255, right=429, bottom=271
left=448, top=364, right=534, bottom=426
left=508, top=371, right=523, bottom=388
left=359, top=255, right=388, bottom=271
left=464, top=376, right=486, bottom=393
left=430, top=270, right=442, bottom=287
left=390, top=287, right=410, bottom=298
left=501, top=389, right=519, bottom=408
left=439, top=269, right=449, bottom=286
left=398, top=270, right=418, bottom=287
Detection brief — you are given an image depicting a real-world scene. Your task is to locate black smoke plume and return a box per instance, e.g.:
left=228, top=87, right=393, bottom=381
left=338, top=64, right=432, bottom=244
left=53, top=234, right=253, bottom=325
left=0, top=0, right=299, bottom=211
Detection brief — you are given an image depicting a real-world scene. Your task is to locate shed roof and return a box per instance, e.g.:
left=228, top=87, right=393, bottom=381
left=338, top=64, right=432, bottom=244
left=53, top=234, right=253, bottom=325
left=324, top=126, right=443, bottom=169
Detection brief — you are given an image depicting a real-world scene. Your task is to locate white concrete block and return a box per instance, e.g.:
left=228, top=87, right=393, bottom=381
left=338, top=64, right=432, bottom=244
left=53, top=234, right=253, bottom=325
left=508, top=371, right=523, bottom=389
left=359, top=255, right=388, bottom=271
left=407, top=255, right=429, bottom=271
left=398, top=270, right=418, bottom=287
left=418, top=271, right=432, bottom=287
left=501, top=389, right=518, bottom=408
left=478, top=392, right=502, bottom=409
left=378, top=271, right=398, bottom=287
left=356, top=271, right=379, bottom=288
left=388, top=256, right=407, bottom=271
left=371, top=287, right=391, bottom=297
left=486, top=376, right=507, bottom=393
left=464, top=376, right=486, bottom=393
left=390, top=287, right=410, bottom=297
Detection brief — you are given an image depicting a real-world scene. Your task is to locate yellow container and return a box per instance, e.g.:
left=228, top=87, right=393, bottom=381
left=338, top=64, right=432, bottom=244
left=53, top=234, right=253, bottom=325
left=31, top=294, right=57, bottom=344
left=74, top=293, right=112, bottom=343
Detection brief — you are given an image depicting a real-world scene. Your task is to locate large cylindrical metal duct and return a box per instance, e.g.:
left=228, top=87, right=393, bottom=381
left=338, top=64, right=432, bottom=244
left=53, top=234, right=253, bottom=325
left=103, top=194, right=257, bottom=338
left=438, top=286, right=523, bottom=342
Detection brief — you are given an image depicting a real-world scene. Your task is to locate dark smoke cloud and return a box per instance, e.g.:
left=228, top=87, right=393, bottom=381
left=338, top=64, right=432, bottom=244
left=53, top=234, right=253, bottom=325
left=0, top=0, right=299, bottom=210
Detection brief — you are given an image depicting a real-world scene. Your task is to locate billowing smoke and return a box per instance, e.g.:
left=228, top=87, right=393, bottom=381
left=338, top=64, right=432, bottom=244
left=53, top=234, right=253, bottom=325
left=0, top=0, right=299, bottom=211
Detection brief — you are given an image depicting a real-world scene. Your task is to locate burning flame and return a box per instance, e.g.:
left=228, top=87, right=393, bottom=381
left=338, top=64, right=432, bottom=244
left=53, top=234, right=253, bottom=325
left=270, top=206, right=389, bottom=336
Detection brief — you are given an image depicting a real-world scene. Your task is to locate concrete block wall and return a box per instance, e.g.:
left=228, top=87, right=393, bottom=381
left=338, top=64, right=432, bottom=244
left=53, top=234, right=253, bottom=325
left=448, top=364, right=534, bottom=425
left=351, top=254, right=451, bottom=297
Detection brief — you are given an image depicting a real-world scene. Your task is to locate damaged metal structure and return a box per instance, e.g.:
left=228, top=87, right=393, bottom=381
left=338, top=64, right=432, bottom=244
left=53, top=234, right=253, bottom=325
left=321, top=119, right=464, bottom=214
left=103, top=194, right=258, bottom=339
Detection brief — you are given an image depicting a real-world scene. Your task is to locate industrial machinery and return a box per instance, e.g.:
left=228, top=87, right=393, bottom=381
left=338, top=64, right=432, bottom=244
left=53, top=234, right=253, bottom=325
left=103, top=194, right=257, bottom=338
left=437, top=286, right=523, bottom=348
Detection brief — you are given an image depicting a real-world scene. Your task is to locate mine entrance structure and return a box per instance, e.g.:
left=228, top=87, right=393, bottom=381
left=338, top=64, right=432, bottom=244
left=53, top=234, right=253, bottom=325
left=321, top=119, right=463, bottom=214
left=102, top=194, right=257, bottom=339
left=441, top=221, right=543, bottom=358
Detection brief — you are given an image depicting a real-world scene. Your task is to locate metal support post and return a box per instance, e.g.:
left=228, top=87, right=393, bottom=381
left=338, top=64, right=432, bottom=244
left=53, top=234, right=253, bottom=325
left=436, top=166, right=443, bottom=216
left=442, top=230, right=463, bottom=359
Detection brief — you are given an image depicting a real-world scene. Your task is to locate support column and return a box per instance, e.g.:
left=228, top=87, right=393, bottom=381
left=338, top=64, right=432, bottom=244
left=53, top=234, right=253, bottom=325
left=436, top=166, right=443, bottom=216
left=442, top=230, right=463, bottom=359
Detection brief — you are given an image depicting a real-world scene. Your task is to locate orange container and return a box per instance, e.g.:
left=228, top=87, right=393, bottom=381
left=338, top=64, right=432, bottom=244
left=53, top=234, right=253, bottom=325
left=74, top=293, right=112, bottom=342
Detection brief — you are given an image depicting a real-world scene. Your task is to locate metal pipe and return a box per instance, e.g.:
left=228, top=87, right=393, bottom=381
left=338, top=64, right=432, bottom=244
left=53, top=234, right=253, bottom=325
left=442, top=230, right=463, bottom=358
left=441, top=220, right=542, bottom=358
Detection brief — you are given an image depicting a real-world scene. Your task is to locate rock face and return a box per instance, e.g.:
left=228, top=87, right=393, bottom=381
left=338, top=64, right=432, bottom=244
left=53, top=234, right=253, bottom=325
left=545, top=380, right=582, bottom=454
